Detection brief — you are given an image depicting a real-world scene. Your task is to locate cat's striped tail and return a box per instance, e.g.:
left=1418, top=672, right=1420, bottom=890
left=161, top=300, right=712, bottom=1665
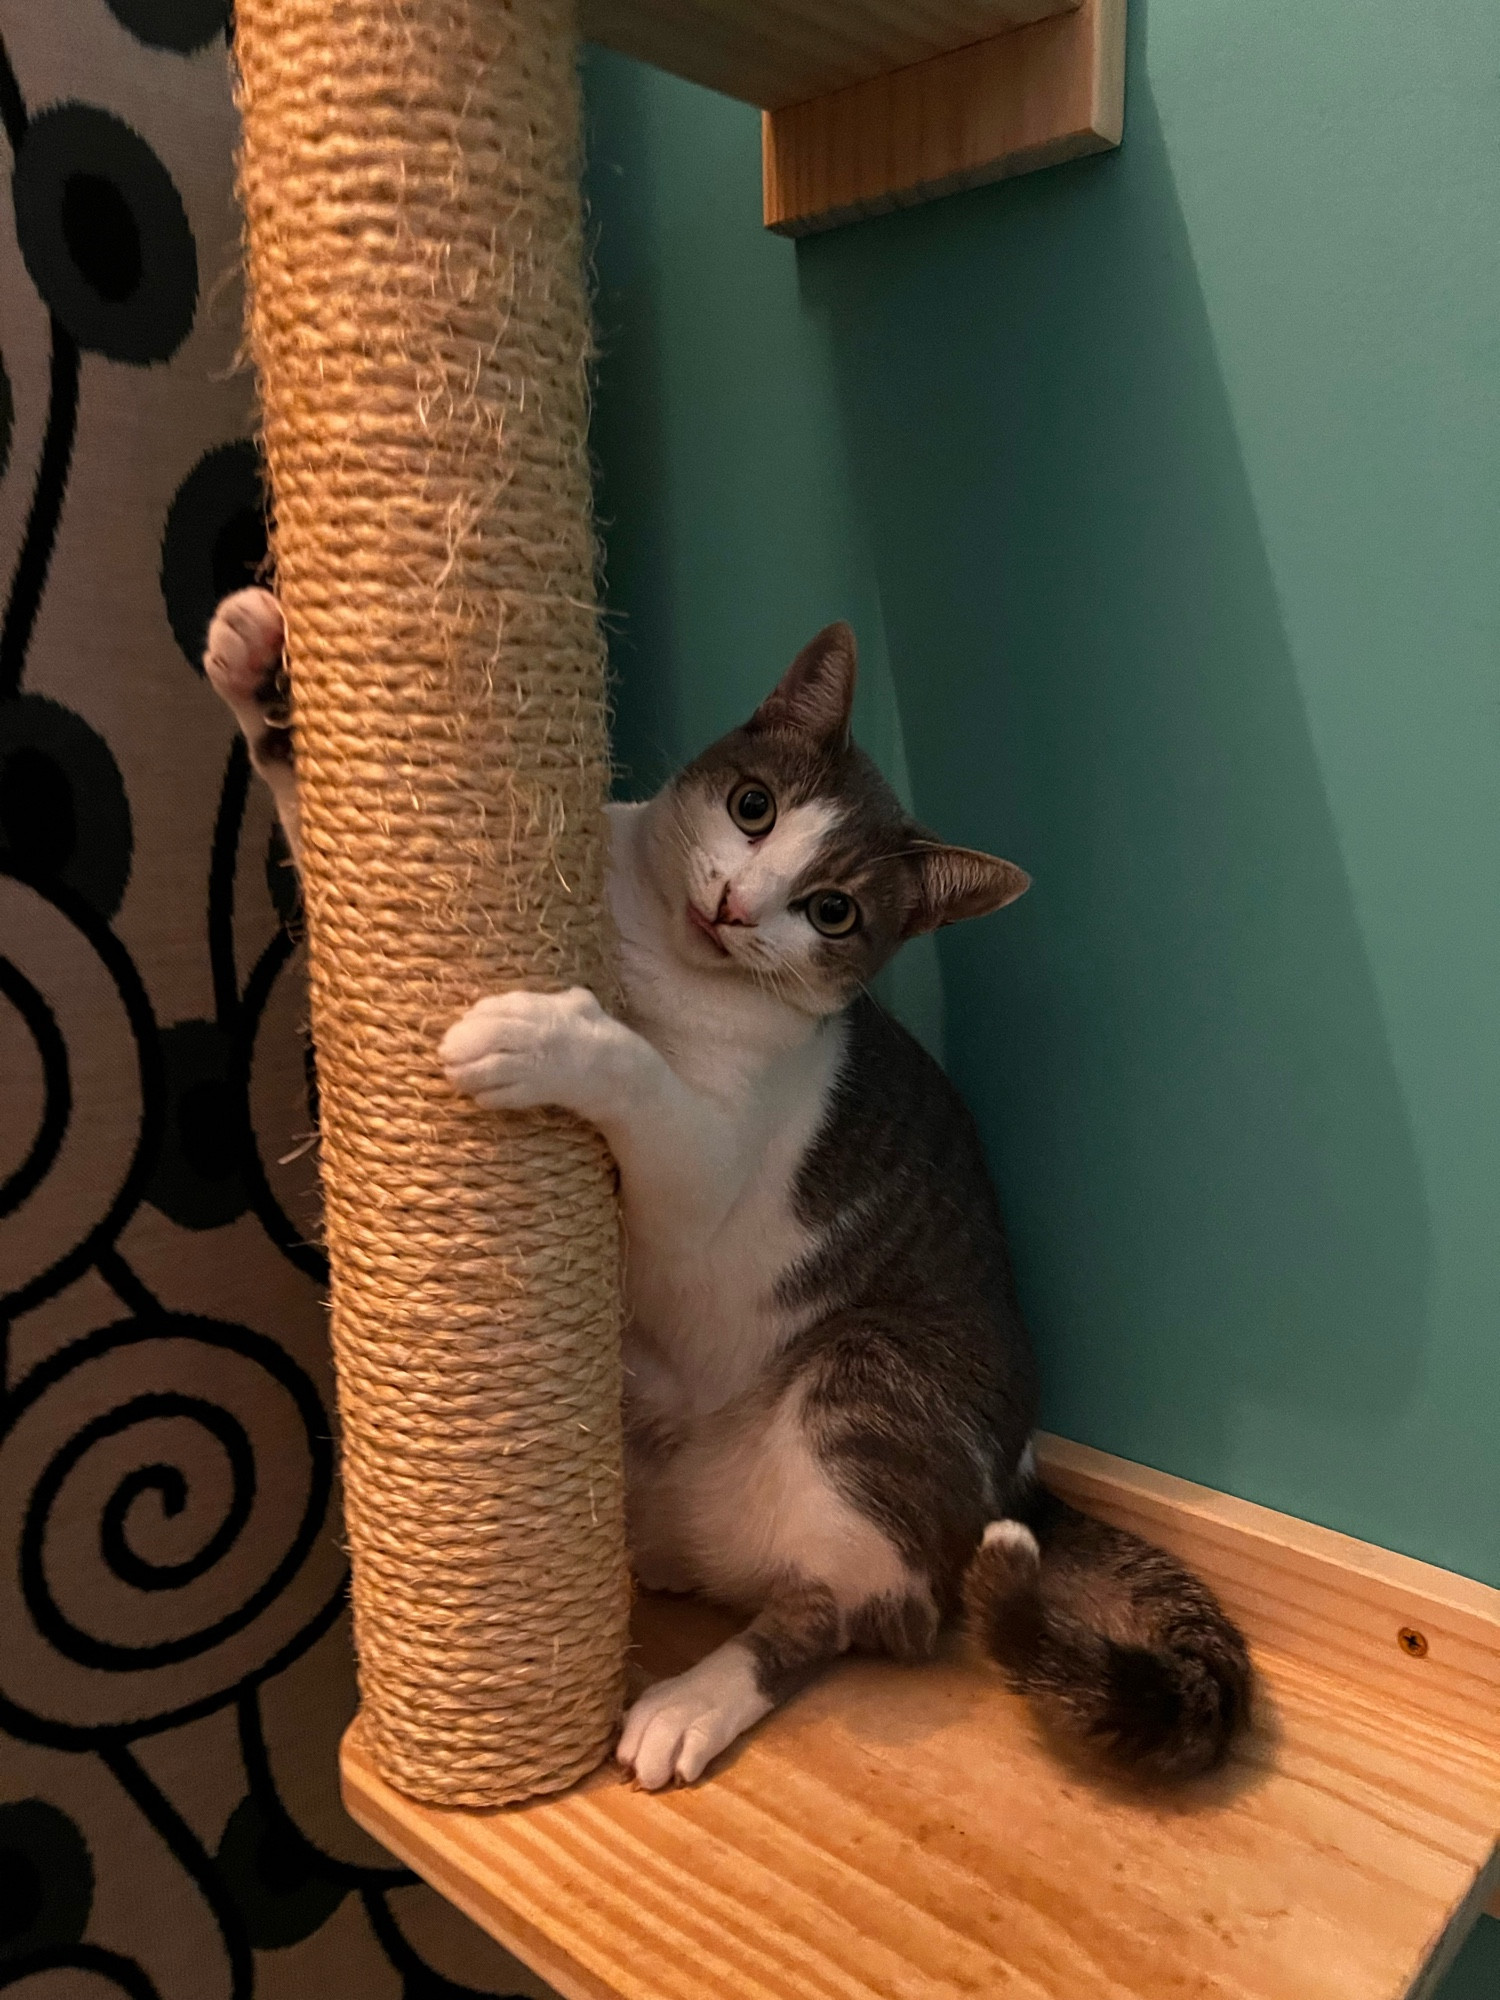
left=963, top=1492, right=1252, bottom=1781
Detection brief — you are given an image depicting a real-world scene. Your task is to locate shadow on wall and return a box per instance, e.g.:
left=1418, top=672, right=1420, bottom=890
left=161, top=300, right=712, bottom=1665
left=795, top=17, right=1432, bottom=1505
left=585, top=48, right=950, bottom=1058
left=1436, top=1907, right=1500, bottom=2000
left=585, top=62, right=678, bottom=792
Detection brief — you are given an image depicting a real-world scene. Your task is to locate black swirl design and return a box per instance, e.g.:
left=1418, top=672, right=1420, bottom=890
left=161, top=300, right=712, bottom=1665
left=12, top=104, right=197, bottom=366
left=161, top=439, right=271, bottom=671
left=0, top=325, right=79, bottom=700
left=145, top=1021, right=252, bottom=1231
left=0, top=696, right=133, bottom=917
left=233, top=926, right=329, bottom=1286
left=0, top=953, right=69, bottom=1221
left=2, top=1315, right=334, bottom=1734
left=0, top=1945, right=162, bottom=1998
left=0, top=348, right=12, bottom=482
left=209, top=739, right=327, bottom=1281
left=0, top=22, right=540, bottom=1998
left=104, top=0, right=233, bottom=54
left=215, top=1792, right=348, bottom=1949
left=0, top=863, right=163, bottom=1323
left=100, top=1739, right=255, bottom=2000
left=99, top=1415, right=254, bottom=1594
left=0, top=1799, right=93, bottom=1962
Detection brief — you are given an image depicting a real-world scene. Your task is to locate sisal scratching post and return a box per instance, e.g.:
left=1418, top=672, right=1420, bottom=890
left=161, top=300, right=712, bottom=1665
left=233, top=0, right=628, bottom=1806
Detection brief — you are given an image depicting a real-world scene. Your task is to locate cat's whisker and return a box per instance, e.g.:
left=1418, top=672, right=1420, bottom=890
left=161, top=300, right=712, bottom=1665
left=771, top=953, right=820, bottom=1008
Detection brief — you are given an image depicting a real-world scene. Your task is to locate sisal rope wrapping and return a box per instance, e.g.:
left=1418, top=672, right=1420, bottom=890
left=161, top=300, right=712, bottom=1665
left=234, top=0, right=628, bottom=1806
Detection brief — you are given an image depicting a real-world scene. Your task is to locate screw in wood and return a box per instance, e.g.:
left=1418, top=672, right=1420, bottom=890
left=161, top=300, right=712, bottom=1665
left=1397, top=1627, right=1429, bottom=1658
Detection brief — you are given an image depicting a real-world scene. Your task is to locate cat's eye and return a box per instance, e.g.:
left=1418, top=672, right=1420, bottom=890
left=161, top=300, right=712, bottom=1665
left=728, top=780, right=777, bottom=836
left=806, top=889, right=860, bottom=938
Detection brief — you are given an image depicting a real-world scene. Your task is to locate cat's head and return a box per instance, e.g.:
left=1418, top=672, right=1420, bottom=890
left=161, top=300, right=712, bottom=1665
left=639, top=623, right=1028, bottom=1016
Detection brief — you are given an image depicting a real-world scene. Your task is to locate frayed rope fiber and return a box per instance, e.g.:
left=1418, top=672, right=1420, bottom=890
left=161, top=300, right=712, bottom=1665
left=234, top=0, right=628, bottom=1807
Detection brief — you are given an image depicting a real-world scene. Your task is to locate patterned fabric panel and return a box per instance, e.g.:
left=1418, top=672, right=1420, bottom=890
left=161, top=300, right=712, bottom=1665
left=0, top=7, right=554, bottom=1994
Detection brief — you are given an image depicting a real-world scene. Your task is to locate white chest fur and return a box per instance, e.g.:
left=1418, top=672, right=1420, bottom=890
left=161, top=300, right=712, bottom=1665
left=605, top=803, right=847, bottom=1420
left=442, top=802, right=893, bottom=1614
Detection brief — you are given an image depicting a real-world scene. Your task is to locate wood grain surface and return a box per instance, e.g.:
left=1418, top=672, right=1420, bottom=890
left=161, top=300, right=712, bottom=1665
left=343, top=1441, right=1500, bottom=1999
left=761, top=0, right=1124, bottom=235
left=579, top=0, right=1078, bottom=112
left=1036, top=1434, right=1500, bottom=1741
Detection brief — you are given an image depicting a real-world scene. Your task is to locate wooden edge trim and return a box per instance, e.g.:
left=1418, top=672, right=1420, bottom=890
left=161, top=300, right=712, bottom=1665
left=1413, top=1845, right=1500, bottom=1996
left=762, top=0, right=1125, bottom=236
left=342, top=1724, right=618, bottom=2000
left=1035, top=1433, right=1500, bottom=1624
left=1035, top=1432, right=1500, bottom=1746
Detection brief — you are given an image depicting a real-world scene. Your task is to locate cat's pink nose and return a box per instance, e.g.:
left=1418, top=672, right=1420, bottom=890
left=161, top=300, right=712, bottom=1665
left=715, top=883, right=755, bottom=927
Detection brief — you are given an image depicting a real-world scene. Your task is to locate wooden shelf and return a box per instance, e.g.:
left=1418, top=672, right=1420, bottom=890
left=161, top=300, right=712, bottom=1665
left=342, top=1438, right=1500, bottom=2000
left=581, top=0, right=1126, bottom=235
left=580, top=0, right=1080, bottom=112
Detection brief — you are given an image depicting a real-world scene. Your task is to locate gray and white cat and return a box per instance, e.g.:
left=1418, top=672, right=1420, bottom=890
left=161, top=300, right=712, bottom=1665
left=207, top=589, right=1251, bottom=1791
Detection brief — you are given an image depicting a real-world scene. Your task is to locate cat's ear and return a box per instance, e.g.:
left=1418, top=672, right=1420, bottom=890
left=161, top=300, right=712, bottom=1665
left=749, top=623, right=857, bottom=748
left=903, top=844, right=1030, bottom=935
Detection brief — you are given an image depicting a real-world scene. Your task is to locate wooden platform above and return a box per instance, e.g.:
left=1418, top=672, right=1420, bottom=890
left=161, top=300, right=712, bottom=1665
left=761, top=0, right=1124, bottom=236
left=342, top=1439, right=1500, bottom=2000
left=579, top=0, right=1126, bottom=236
left=579, top=0, right=1080, bottom=111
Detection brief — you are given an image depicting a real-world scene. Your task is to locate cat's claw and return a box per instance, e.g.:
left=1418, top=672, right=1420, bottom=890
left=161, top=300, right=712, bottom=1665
left=616, top=1646, right=771, bottom=1791
left=440, top=986, right=612, bottom=1112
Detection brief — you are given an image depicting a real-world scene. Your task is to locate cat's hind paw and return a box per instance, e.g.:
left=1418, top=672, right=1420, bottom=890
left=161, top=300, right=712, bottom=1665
left=616, top=1642, right=771, bottom=1790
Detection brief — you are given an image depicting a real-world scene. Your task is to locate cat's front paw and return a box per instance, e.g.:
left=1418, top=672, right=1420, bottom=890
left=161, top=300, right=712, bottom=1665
left=205, top=587, right=285, bottom=709
left=205, top=588, right=292, bottom=770
left=440, top=987, right=612, bottom=1113
left=616, top=1646, right=772, bottom=1790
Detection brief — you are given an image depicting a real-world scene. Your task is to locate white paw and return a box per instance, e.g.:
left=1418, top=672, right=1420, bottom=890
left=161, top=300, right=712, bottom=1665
left=204, top=587, right=285, bottom=709
left=982, top=1519, right=1040, bottom=1559
left=439, top=986, right=609, bottom=1112
left=616, top=1644, right=771, bottom=1791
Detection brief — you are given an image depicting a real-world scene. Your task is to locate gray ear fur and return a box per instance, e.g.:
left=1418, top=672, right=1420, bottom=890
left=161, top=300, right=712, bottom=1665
left=750, top=623, right=857, bottom=747
left=904, top=844, right=1030, bottom=935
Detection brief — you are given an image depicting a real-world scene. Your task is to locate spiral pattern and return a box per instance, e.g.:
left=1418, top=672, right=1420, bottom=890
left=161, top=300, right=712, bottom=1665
left=0, top=11, right=581, bottom=1991
left=1, top=1317, right=340, bottom=1745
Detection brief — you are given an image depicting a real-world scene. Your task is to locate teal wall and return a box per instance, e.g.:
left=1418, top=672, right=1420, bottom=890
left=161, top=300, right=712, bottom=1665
left=583, top=14, right=1499, bottom=1985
